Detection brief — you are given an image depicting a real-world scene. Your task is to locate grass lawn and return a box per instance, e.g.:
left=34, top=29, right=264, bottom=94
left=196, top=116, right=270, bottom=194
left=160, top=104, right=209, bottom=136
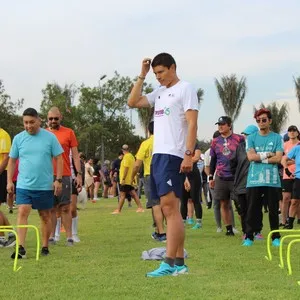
left=1, top=198, right=300, bottom=300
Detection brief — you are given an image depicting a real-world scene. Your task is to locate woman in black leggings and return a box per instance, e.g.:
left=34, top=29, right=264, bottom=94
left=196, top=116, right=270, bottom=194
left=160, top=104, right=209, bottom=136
left=180, top=143, right=203, bottom=229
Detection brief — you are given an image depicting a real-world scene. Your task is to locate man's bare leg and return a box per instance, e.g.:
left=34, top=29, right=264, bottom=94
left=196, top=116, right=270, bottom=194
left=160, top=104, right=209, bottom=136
left=38, top=209, right=52, bottom=248
left=16, top=205, right=31, bottom=246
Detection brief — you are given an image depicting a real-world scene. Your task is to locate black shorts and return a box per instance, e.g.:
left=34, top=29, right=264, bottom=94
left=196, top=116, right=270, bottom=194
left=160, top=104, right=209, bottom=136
left=54, top=176, right=71, bottom=206
left=292, top=179, right=300, bottom=199
left=120, top=184, right=134, bottom=193
left=214, top=175, right=234, bottom=201
left=282, top=179, right=294, bottom=193
left=0, top=171, right=7, bottom=203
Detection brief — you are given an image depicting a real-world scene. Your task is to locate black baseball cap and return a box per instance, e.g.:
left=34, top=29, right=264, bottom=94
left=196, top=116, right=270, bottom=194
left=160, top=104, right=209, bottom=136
left=215, top=116, right=232, bottom=125
left=288, top=125, right=299, bottom=132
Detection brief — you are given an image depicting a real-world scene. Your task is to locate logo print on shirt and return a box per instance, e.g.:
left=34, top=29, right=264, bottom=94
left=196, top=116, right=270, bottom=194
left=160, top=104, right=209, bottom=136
left=167, top=179, right=172, bottom=186
left=155, top=107, right=170, bottom=117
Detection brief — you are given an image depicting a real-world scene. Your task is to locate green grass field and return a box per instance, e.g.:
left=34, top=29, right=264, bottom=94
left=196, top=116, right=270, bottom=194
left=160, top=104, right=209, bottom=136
left=1, top=198, right=300, bottom=300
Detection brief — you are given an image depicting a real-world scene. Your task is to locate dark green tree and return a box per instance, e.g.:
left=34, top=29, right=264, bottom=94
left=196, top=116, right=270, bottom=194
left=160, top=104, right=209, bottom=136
left=294, top=76, right=300, bottom=112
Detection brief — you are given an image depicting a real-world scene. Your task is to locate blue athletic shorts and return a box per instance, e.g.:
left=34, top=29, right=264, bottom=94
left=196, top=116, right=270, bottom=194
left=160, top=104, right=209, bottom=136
left=16, top=188, right=54, bottom=210
left=150, top=154, right=184, bottom=200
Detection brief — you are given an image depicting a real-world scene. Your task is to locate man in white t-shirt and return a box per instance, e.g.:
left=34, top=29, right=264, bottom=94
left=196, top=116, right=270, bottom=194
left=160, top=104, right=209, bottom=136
left=128, top=53, right=198, bottom=277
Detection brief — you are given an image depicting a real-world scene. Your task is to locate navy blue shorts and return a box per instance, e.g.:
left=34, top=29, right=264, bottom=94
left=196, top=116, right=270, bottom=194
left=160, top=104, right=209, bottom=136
left=150, top=154, right=184, bottom=200
left=16, top=188, right=54, bottom=210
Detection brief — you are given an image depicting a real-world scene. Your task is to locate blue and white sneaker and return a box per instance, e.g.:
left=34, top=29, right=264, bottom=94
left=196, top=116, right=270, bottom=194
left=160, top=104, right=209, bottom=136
left=151, top=232, right=159, bottom=240
left=242, top=238, right=253, bottom=247
left=146, top=262, right=178, bottom=277
left=157, top=234, right=167, bottom=242
left=272, top=238, right=280, bottom=247
left=176, top=264, right=189, bottom=274
left=192, top=223, right=202, bottom=229
left=187, top=218, right=194, bottom=225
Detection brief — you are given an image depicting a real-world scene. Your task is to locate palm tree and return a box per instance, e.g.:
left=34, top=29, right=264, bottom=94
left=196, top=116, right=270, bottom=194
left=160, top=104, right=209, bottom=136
left=215, top=74, right=247, bottom=123
left=254, top=102, right=289, bottom=133
left=197, top=88, right=204, bottom=106
left=293, top=76, right=300, bottom=112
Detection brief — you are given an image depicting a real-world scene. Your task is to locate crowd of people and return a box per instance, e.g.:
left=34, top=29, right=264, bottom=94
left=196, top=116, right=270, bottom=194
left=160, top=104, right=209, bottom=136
left=1, top=53, right=300, bottom=278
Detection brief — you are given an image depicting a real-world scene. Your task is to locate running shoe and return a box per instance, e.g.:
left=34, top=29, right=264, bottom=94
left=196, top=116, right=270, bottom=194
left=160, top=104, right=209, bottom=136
left=225, top=231, right=234, bottom=236
left=176, top=264, right=189, bottom=275
left=66, top=238, right=74, bottom=246
left=242, top=238, right=253, bottom=247
left=233, top=227, right=239, bottom=234
left=5, top=235, right=16, bottom=248
left=146, top=262, right=177, bottom=277
left=157, top=234, right=167, bottom=242
left=72, top=235, right=80, bottom=243
left=283, top=224, right=293, bottom=229
left=151, top=232, right=159, bottom=240
left=11, top=246, right=26, bottom=259
left=192, top=223, right=202, bottom=229
left=187, top=218, right=194, bottom=225
left=0, top=238, right=6, bottom=247
left=41, top=247, right=50, bottom=256
left=254, top=233, right=263, bottom=240
left=48, top=237, right=56, bottom=245
left=216, top=227, right=222, bottom=233
left=272, top=238, right=280, bottom=247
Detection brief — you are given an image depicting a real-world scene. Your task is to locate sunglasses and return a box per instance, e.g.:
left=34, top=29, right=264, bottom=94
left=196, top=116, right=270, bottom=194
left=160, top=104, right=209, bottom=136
left=256, top=118, right=268, bottom=123
left=48, top=117, right=59, bottom=121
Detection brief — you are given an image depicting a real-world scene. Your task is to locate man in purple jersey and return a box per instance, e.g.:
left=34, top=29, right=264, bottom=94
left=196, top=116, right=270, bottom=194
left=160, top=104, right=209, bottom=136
left=208, top=116, right=244, bottom=236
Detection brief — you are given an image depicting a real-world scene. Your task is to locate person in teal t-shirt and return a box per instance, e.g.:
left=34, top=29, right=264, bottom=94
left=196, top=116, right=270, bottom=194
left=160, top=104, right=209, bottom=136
left=243, top=108, right=283, bottom=247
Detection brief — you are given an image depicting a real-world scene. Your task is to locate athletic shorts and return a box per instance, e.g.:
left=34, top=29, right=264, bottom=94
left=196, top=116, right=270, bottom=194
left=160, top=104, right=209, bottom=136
left=150, top=154, right=184, bottom=200
left=119, top=184, right=134, bottom=193
left=292, top=179, right=300, bottom=199
left=214, top=175, right=234, bottom=201
left=54, top=176, right=71, bottom=206
left=144, top=175, right=160, bottom=209
left=16, top=188, right=54, bottom=210
left=0, top=170, right=7, bottom=203
left=71, top=179, right=78, bottom=196
left=282, top=179, right=294, bottom=194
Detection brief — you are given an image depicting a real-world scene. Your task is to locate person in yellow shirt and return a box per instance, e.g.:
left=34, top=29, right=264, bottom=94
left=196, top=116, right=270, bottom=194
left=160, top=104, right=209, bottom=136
left=112, top=144, right=144, bottom=214
left=0, top=127, right=11, bottom=204
left=131, top=122, right=166, bottom=242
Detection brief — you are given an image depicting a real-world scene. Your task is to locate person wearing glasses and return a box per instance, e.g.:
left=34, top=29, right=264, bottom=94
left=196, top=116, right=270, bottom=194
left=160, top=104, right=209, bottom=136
left=47, top=107, right=82, bottom=246
left=243, top=108, right=283, bottom=247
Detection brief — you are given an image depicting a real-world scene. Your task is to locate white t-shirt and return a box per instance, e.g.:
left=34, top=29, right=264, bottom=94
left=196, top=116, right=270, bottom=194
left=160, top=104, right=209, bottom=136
left=146, top=81, right=198, bottom=158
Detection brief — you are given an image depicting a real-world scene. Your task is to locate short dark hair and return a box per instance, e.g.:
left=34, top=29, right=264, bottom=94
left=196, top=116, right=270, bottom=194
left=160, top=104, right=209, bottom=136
left=148, top=121, right=154, bottom=135
left=151, top=53, right=176, bottom=69
left=254, top=108, right=272, bottom=119
left=23, top=108, right=39, bottom=118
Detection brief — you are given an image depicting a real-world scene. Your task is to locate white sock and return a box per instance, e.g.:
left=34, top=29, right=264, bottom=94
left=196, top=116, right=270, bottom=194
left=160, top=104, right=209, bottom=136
left=55, top=217, right=61, bottom=237
left=72, top=216, right=78, bottom=235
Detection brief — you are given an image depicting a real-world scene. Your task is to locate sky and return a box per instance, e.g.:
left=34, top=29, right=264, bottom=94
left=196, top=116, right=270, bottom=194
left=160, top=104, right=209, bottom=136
left=1, top=0, right=300, bottom=140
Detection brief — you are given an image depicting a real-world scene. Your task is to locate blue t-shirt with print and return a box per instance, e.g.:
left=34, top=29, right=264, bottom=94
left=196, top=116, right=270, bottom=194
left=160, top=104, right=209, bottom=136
left=246, top=131, right=283, bottom=188
left=287, top=144, right=300, bottom=179
left=9, top=128, right=64, bottom=191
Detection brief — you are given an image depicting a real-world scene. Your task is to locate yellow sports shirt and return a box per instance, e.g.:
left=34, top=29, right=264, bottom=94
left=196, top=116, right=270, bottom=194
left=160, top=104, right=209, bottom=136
left=120, top=152, right=135, bottom=185
left=0, top=128, right=11, bottom=170
left=136, top=135, right=153, bottom=176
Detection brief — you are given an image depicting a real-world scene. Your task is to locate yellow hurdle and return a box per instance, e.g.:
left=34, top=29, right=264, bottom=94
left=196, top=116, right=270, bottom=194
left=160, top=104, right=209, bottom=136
left=0, top=228, right=21, bottom=272
left=278, top=234, right=300, bottom=269
left=265, top=229, right=300, bottom=261
left=286, top=238, right=300, bottom=276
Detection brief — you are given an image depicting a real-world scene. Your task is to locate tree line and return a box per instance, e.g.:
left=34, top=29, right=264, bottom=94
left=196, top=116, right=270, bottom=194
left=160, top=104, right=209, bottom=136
left=1, top=74, right=300, bottom=160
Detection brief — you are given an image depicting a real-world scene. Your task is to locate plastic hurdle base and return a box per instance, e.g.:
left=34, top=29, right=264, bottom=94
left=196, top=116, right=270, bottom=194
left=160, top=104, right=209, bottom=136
left=0, top=225, right=40, bottom=272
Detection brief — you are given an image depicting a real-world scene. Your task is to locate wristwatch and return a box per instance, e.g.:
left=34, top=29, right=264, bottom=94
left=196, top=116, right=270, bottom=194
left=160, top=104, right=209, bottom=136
left=55, top=178, right=62, bottom=183
left=77, top=171, right=82, bottom=175
left=185, top=150, right=192, bottom=156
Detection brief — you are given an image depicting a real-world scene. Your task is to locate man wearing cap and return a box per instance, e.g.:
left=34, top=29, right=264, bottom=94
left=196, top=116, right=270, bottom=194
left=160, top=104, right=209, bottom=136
left=281, top=125, right=300, bottom=229
left=112, top=144, right=144, bottom=213
left=230, top=125, right=259, bottom=239
left=209, top=116, right=244, bottom=236
left=127, top=53, right=198, bottom=277
left=244, top=108, right=283, bottom=246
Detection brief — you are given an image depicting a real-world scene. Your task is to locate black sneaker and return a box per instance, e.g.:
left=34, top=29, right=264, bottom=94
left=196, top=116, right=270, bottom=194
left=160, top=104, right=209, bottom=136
left=283, top=224, right=293, bottom=229
left=11, top=246, right=26, bottom=259
left=226, top=231, right=235, bottom=236
left=5, top=235, right=16, bottom=248
left=9, top=209, right=13, bottom=214
left=41, top=247, right=50, bottom=256
left=66, top=238, right=74, bottom=246
left=279, top=223, right=285, bottom=227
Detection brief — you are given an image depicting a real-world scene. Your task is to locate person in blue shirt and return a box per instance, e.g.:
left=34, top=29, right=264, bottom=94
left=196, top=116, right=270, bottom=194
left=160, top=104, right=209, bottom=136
left=244, top=108, right=283, bottom=247
left=6, top=108, right=63, bottom=258
left=281, top=142, right=300, bottom=229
